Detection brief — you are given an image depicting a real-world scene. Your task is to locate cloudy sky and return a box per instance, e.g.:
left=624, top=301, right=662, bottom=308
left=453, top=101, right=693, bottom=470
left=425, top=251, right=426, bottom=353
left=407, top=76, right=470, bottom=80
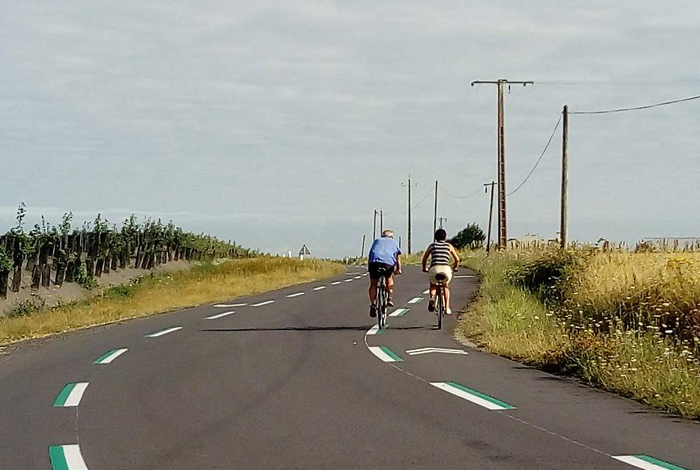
left=2, top=1, right=699, bottom=257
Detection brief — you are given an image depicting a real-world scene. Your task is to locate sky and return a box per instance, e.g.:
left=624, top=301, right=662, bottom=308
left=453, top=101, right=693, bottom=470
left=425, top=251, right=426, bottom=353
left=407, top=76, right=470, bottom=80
left=2, top=1, right=699, bottom=258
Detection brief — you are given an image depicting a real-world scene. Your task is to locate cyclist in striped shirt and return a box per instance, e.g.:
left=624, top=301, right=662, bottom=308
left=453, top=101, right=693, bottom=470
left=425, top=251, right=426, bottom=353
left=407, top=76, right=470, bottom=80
left=421, top=228, right=460, bottom=314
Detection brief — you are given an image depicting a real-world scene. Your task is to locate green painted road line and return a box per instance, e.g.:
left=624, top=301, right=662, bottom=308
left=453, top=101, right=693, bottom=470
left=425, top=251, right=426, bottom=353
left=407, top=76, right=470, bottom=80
left=49, top=444, right=89, bottom=470
left=431, top=382, right=515, bottom=410
left=53, top=384, right=77, bottom=407
left=94, top=348, right=128, bottom=364
left=49, top=445, right=69, bottom=470
left=53, top=383, right=89, bottom=407
left=389, top=308, right=409, bottom=317
left=614, top=455, right=689, bottom=470
left=379, top=346, right=403, bottom=362
left=447, top=382, right=515, bottom=410
left=636, top=455, right=688, bottom=470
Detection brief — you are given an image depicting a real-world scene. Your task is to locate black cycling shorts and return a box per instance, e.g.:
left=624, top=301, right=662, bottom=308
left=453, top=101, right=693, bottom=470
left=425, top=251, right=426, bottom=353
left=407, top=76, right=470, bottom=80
left=369, top=262, right=395, bottom=280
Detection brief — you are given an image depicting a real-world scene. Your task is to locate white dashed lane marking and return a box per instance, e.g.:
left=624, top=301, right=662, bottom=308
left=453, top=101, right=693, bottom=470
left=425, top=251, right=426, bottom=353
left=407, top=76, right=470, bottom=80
left=252, top=300, right=275, bottom=307
left=206, top=311, right=235, bottom=320
left=146, top=327, right=182, bottom=338
left=313, top=286, right=327, bottom=291
left=287, top=292, right=305, bottom=298
left=214, top=303, right=247, bottom=308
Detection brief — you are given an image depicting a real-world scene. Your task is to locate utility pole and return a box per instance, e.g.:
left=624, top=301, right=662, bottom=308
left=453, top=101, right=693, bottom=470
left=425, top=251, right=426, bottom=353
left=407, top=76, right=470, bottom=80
left=438, top=217, right=448, bottom=229
left=433, top=180, right=439, bottom=237
left=471, top=79, right=533, bottom=248
left=361, top=234, right=366, bottom=258
left=401, top=175, right=416, bottom=254
left=373, top=210, right=378, bottom=239
left=484, top=181, right=496, bottom=255
left=560, top=104, right=569, bottom=249
left=380, top=209, right=384, bottom=233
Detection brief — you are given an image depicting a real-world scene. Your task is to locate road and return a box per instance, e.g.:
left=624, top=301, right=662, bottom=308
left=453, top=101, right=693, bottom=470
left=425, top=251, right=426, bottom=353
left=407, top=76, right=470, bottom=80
left=1, top=266, right=699, bottom=469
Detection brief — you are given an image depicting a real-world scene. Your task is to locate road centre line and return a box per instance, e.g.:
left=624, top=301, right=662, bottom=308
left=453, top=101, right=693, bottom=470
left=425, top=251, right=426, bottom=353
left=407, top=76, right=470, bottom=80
left=205, top=311, right=235, bottom=320
left=389, top=308, right=409, bottom=317
left=287, top=292, right=305, bottom=298
left=366, top=324, right=381, bottom=335
left=145, top=327, right=182, bottom=338
left=344, top=279, right=354, bottom=282
left=407, top=297, right=423, bottom=304
left=252, top=300, right=275, bottom=307
left=423, top=289, right=430, bottom=294
left=214, top=303, right=247, bottom=308
left=354, top=275, right=362, bottom=279
left=331, top=281, right=341, bottom=285
left=313, top=286, right=327, bottom=291
left=406, top=347, right=468, bottom=356
left=368, top=346, right=403, bottom=362
left=431, top=382, right=515, bottom=411
left=53, top=383, right=89, bottom=408
left=613, top=455, right=688, bottom=470
left=94, top=348, right=128, bottom=364
left=49, top=444, right=89, bottom=470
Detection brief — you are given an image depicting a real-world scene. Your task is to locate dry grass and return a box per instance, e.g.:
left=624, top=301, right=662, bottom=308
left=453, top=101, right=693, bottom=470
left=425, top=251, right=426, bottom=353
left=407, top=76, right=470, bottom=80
left=0, top=257, right=343, bottom=345
left=459, top=249, right=700, bottom=419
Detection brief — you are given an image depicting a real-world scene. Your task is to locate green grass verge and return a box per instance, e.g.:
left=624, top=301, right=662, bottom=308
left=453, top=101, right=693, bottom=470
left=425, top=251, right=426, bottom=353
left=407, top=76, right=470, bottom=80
left=0, top=257, right=343, bottom=346
left=457, top=251, right=700, bottom=420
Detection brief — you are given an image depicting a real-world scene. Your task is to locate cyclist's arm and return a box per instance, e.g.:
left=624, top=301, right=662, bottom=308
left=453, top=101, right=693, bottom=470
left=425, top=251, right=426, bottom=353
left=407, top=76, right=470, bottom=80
left=421, top=246, right=432, bottom=271
left=395, top=254, right=402, bottom=274
left=448, top=244, right=460, bottom=271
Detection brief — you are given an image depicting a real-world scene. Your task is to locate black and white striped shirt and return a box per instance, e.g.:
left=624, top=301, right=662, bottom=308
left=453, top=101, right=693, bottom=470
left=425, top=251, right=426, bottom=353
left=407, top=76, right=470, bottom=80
left=429, top=241, right=452, bottom=267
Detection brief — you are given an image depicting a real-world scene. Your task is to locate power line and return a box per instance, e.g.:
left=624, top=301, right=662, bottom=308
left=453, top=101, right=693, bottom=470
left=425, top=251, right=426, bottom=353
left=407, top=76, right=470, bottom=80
left=570, top=93, right=700, bottom=115
left=431, top=87, right=473, bottom=158
left=508, top=115, right=562, bottom=196
left=440, top=186, right=482, bottom=200
left=536, top=79, right=700, bottom=86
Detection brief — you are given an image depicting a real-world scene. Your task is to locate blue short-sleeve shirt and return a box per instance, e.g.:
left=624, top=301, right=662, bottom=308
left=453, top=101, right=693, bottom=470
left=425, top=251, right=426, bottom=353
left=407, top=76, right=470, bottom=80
left=368, top=237, right=402, bottom=265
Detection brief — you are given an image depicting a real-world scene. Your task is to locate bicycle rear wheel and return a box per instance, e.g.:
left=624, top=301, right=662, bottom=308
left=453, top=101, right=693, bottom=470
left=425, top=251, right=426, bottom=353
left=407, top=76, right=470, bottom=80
left=436, top=286, right=443, bottom=330
left=377, top=279, right=387, bottom=329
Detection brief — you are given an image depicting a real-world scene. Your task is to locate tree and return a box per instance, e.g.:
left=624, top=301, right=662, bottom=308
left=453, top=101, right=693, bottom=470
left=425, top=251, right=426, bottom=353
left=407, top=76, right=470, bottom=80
left=449, top=223, right=486, bottom=249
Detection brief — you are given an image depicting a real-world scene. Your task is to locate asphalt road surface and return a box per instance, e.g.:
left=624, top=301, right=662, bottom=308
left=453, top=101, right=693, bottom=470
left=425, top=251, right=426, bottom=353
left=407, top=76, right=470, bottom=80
left=1, top=266, right=699, bottom=469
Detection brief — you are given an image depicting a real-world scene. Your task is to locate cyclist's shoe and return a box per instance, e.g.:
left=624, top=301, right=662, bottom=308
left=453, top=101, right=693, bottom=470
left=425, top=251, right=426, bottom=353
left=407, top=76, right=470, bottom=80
left=446, top=308, right=452, bottom=315
left=369, top=305, right=377, bottom=317
left=428, top=298, right=435, bottom=312
left=387, top=297, right=394, bottom=307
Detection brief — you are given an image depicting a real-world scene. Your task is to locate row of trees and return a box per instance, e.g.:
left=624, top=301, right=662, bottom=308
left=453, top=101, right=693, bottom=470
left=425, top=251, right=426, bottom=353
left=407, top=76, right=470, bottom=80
left=0, top=204, right=254, bottom=299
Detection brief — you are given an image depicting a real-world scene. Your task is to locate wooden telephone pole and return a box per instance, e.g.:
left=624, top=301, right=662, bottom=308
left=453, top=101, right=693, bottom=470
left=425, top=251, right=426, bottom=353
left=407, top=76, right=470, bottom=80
left=373, top=210, right=378, bottom=239
left=402, top=175, right=416, bottom=254
left=433, top=180, right=439, bottom=237
left=484, top=181, right=496, bottom=255
left=471, top=79, right=533, bottom=248
left=560, top=104, right=569, bottom=249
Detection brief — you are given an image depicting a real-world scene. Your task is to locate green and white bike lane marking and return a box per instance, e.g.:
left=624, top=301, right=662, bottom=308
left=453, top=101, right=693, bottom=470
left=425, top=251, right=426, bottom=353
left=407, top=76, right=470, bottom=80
left=389, top=308, right=409, bottom=317
left=93, top=348, right=128, bottom=364
left=431, top=381, right=515, bottom=411
left=49, top=445, right=89, bottom=470
left=614, top=455, right=689, bottom=470
left=53, top=383, right=89, bottom=408
left=368, top=346, right=403, bottom=363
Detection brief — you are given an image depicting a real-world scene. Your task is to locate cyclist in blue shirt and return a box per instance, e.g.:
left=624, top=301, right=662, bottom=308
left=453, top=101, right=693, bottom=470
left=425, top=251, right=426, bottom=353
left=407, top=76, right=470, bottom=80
left=367, top=229, right=402, bottom=317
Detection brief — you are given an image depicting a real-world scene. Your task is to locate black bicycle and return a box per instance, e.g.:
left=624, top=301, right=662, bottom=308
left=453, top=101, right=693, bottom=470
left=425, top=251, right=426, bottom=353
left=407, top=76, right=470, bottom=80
left=434, top=272, right=447, bottom=330
left=433, top=267, right=456, bottom=330
left=375, top=271, right=389, bottom=329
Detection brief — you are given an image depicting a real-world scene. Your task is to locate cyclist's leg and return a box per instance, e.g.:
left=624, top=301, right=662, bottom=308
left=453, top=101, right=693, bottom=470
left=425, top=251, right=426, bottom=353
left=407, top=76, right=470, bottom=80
left=369, top=277, right=378, bottom=304
left=386, top=273, right=395, bottom=306
left=444, top=282, right=452, bottom=314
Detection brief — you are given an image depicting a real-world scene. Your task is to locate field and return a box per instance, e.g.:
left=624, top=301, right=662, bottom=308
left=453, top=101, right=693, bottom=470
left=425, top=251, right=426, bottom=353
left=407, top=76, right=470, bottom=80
left=0, top=257, right=343, bottom=346
left=458, top=248, right=700, bottom=419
